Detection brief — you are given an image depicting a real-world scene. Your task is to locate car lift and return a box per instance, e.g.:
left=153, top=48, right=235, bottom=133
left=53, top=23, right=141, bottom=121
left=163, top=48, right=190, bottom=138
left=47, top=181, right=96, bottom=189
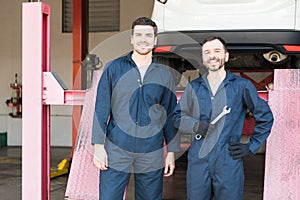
left=22, top=2, right=300, bottom=200
left=22, top=2, right=85, bottom=200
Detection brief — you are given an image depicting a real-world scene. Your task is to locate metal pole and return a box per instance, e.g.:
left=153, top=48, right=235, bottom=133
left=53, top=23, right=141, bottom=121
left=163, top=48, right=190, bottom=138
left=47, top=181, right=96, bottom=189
left=22, top=2, right=51, bottom=200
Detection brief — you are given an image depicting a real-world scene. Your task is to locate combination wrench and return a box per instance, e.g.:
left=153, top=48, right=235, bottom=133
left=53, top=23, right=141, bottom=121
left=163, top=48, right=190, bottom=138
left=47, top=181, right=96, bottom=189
left=195, top=105, right=231, bottom=140
left=210, top=105, right=231, bottom=125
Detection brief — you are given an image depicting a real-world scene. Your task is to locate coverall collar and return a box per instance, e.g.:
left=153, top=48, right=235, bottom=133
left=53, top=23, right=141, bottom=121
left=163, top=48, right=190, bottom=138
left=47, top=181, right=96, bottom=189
left=124, top=51, right=158, bottom=70
left=199, top=69, right=237, bottom=94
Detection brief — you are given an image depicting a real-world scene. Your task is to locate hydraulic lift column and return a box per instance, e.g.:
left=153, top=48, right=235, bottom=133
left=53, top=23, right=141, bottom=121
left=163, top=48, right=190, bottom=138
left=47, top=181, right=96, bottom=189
left=22, top=2, right=85, bottom=200
left=22, top=3, right=51, bottom=199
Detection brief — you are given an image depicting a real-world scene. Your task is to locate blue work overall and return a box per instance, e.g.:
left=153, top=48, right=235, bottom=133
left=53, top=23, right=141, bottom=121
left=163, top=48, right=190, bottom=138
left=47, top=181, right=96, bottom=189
left=172, top=71, right=273, bottom=200
left=92, top=52, right=180, bottom=200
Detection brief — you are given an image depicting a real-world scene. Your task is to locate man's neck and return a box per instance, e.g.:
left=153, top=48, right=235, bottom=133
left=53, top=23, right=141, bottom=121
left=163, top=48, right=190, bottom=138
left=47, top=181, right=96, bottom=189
left=208, top=67, right=226, bottom=79
left=132, top=51, right=152, bottom=68
left=207, top=68, right=227, bottom=95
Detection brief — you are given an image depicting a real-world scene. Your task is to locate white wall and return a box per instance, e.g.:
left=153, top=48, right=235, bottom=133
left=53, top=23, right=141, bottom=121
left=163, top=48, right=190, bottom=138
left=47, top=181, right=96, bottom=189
left=0, top=0, right=154, bottom=146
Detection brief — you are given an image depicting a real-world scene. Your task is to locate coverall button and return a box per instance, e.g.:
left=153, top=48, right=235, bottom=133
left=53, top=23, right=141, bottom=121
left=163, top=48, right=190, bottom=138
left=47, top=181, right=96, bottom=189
left=195, top=134, right=202, bottom=140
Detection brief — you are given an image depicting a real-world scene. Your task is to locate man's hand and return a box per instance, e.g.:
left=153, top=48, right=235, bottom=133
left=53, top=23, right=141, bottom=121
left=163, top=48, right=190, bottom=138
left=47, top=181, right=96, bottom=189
left=93, top=144, right=108, bottom=170
left=164, top=152, right=175, bottom=177
left=228, top=142, right=253, bottom=160
left=194, top=121, right=211, bottom=138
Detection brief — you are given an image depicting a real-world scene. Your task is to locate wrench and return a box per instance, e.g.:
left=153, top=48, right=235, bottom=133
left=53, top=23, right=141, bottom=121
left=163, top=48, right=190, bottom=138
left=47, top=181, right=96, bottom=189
left=210, top=105, right=231, bottom=125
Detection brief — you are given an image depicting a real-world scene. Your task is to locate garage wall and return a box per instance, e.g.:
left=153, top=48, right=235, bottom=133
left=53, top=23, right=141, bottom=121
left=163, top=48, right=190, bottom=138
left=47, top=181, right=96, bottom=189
left=0, top=0, right=154, bottom=146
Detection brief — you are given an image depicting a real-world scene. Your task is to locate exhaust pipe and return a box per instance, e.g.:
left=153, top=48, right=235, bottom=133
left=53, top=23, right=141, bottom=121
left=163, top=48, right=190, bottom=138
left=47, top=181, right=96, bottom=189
left=263, top=51, right=287, bottom=64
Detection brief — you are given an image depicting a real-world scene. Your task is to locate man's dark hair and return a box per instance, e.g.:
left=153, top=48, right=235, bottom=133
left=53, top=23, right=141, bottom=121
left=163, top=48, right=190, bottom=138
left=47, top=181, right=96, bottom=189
left=202, top=36, right=228, bottom=52
left=131, top=17, right=158, bottom=36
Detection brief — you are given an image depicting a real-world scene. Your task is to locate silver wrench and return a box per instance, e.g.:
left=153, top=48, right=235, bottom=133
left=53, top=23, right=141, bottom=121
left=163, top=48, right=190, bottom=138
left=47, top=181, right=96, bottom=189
left=210, top=105, right=231, bottom=125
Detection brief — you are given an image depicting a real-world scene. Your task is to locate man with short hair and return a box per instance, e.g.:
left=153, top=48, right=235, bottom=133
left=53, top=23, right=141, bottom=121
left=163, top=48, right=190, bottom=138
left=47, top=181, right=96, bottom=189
left=92, top=17, right=179, bottom=200
left=172, top=36, right=274, bottom=200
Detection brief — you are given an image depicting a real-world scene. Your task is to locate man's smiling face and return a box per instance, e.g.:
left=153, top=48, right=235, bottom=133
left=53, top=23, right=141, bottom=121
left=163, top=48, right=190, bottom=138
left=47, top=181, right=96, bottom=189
left=131, top=25, right=157, bottom=55
left=202, top=39, right=229, bottom=71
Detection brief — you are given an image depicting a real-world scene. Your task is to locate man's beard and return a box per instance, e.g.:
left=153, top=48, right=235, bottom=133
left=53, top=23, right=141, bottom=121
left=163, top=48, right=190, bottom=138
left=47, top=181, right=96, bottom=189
left=208, top=63, right=224, bottom=71
left=135, top=48, right=152, bottom=55
left=208, top=58, right=225, bottom=71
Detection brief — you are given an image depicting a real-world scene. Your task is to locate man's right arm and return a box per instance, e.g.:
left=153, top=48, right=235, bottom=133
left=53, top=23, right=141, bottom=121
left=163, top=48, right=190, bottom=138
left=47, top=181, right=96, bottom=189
left=92, top=67, right=112, bottom=145
left=172, top=84, right=208, bottom=136
left=92, top=67, right=112, bottom=169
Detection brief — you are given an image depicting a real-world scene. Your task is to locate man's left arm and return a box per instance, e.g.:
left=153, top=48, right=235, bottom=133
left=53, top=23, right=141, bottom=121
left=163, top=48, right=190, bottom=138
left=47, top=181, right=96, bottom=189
left=229, top=81, right=274, bottom=160
left=242, top=81, right=274, bottom=154
left=161, top=82, right=180, bottom=153
left=161, top=77, right=180, bottom=176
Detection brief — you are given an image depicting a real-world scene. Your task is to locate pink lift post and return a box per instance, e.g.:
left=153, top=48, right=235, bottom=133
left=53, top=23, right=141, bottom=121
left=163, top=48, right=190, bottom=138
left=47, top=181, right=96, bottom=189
left=264, top=69, right=300, bottom=200
left=22, top=2, right=85, bottom=200
left=22, top=3, right=50, bottom=199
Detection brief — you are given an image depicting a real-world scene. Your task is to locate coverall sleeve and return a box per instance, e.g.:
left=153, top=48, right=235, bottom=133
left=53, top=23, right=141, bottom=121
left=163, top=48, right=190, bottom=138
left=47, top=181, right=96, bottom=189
left=243, top=81, right=274, bottom=154
left=172, top=83, right=201, bottom=134
left=91, top=65, right=112, bottom=145
left=161, top=78, right=180, bottom=152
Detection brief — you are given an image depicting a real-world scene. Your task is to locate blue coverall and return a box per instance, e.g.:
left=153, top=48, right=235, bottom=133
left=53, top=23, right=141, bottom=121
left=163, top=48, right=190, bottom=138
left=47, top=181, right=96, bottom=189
left=172, top=71, right=273, bottom=200
left=92, top=52, right=179, bottom=200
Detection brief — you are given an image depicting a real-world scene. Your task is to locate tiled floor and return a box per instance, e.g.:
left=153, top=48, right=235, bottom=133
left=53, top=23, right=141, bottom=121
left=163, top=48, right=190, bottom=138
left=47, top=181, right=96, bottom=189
left=0, top=146, right=264, bottom=199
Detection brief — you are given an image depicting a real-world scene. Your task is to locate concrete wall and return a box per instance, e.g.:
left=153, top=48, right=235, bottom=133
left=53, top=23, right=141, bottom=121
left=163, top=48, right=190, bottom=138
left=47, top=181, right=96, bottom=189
left=0, top=0, right=154, bottom=146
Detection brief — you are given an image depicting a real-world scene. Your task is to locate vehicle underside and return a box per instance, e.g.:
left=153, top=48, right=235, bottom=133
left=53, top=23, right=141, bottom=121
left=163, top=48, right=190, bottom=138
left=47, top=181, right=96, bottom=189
left=153, top=30, right=300, bottom=85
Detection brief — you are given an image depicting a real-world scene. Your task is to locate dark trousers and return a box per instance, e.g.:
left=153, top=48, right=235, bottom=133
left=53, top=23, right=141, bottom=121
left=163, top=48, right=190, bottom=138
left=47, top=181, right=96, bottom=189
left=187, top=139, right=244, bottom=200
left=99, top=167, right=163, bottom=200
left=99, top=140, right=164, bottom=200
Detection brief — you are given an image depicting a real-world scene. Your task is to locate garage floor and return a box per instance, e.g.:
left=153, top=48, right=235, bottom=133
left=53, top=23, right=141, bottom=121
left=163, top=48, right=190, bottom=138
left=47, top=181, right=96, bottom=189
left=0, top=146, right=264, bottom=200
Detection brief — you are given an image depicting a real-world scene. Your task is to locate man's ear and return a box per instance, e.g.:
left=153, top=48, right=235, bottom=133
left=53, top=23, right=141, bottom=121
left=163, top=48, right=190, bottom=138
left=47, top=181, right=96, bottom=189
left=225, top=52, right=229, bottom=62
left=130, top=35, right=133, bottom=45
left=154, top=36, right=158, bottom=45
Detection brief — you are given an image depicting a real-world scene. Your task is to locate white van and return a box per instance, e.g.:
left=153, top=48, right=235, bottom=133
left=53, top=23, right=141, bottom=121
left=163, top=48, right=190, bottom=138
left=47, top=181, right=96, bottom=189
left=151, top=0, right=300, bottom=84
